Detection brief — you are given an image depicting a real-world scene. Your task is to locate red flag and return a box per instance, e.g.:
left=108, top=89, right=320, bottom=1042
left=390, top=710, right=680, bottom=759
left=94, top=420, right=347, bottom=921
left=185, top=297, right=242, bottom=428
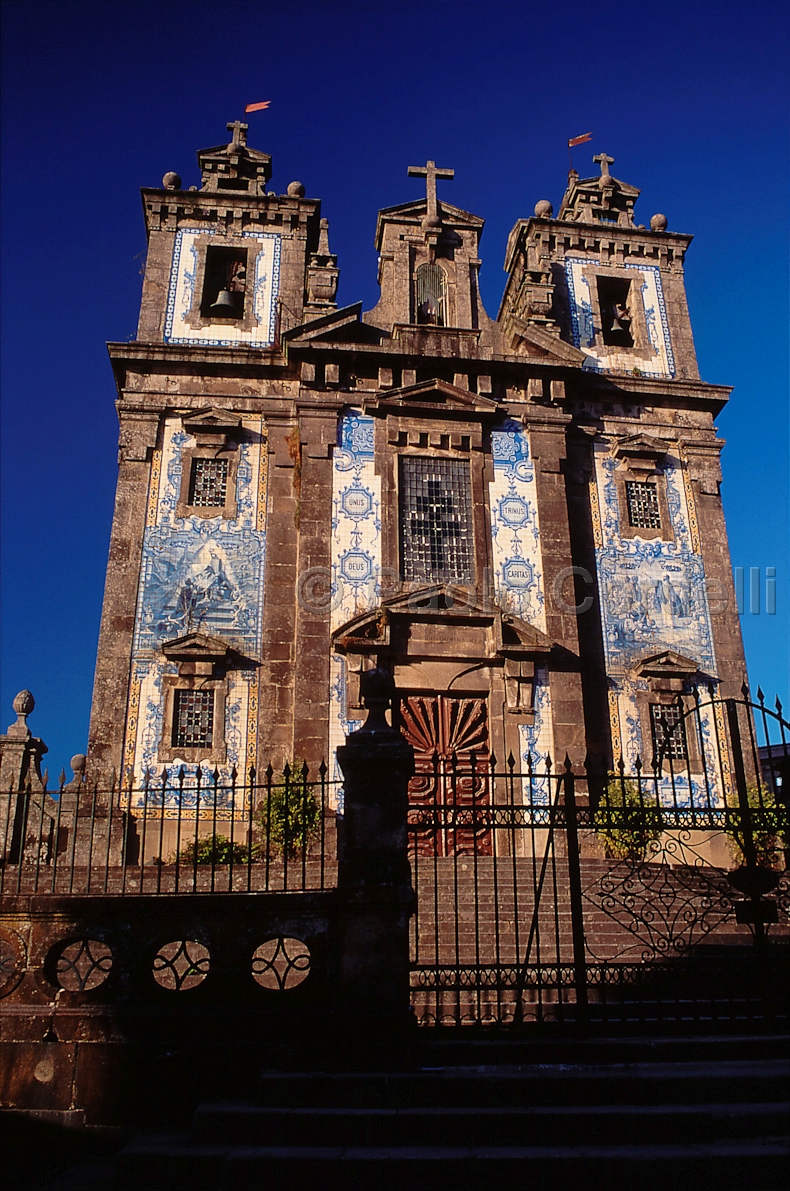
left=245, top=101, right=271, bottom=113
left=568, top=132, right=593, bottom=147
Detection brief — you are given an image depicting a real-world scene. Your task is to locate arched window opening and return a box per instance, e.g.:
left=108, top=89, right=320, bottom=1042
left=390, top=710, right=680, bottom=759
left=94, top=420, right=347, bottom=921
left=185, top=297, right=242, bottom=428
left=415, top=263, right=447, bottom=326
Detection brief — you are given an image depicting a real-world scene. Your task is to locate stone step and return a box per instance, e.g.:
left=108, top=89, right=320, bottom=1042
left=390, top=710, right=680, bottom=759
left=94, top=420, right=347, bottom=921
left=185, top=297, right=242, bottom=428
left=192, top=1099, right=789, bottom=1147
left=254, top=1058, right=790, bottom=1108
left=115, top=1134, right=790, bottom=1191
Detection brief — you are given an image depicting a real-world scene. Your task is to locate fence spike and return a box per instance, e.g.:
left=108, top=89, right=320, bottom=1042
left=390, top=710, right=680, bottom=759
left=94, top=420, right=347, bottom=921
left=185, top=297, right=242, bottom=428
left=488, top=750, right=497, bottom=771
left=563, top=753, right=573, bottom=772
left=178, top=765, right=185, bottom=784
left=776, top=695, right=783, bottom=716
left=318, top=759, right=328, bottom=780
left=58, top=769, right=66, bottom=789
left=230, top=764, right=238, bottom=783
left=507, top=751, right=516, bottom=772
left=756, top=686, right=765, bottom=705
left=41, top=768, right=49, bottom=790
left=545, top=754, right=553, bottom=774
left=213, top=765, right=220, bottom=784
left=265, top=762, right=274, bottom=782
left=301, top=760, right=309, bottom=781
left=469, top=749, right=477, bottom=773
left=617, top=756, right=625, bottom=776
left=635, top=754, right=643, bottom=772
left=283, top=761, right=291, bottom=781
left=741, top=682, right=750, bottom=699
left=707, top=681, right=716, bottom=698
left=248, top=765, right=257, bottom=785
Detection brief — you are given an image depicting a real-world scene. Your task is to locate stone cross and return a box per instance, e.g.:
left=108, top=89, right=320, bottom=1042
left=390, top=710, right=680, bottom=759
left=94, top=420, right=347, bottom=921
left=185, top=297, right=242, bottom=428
left=226, top=120, right=249, bottom=150
left=408, top=160, right=454, bottom=222
left=593, top=152, right=614, bottom=178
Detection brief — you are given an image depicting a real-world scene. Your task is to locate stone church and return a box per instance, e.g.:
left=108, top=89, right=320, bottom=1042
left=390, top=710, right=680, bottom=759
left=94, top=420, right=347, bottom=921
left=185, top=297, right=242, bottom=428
left=86, top=120, right=747, bottom=811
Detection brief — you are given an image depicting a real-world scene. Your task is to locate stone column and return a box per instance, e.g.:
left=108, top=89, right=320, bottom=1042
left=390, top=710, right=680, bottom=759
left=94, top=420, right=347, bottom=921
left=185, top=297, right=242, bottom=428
left=335, top=669, right=415, bottom=1062
left=0, top=692, right=51, bottom=863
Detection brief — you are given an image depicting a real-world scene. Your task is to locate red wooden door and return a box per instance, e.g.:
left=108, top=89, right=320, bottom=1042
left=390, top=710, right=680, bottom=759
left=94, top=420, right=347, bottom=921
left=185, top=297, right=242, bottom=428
left=399, top=695, right=492, bottom=856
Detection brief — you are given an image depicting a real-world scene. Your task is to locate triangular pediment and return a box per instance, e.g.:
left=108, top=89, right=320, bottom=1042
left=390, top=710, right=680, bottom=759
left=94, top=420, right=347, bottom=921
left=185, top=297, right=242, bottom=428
left=633, top=649, right=706, bottom=679
left=161, top=633, right=236, bottom=661
left=332, top=586, right=555, bottom=660
left=365, top=378, right=498, bottom=417
left=181, top=407, right=242, bottom=434
left=283, top=303, right=367, bottom=344
left=612, top=433, right=671, bottom=462
left=504, top=316, right=587, bottom=364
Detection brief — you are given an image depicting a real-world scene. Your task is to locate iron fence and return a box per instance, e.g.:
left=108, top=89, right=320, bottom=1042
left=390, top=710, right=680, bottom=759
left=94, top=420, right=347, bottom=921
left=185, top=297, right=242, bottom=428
left=0, top=762, right=339, bottom=895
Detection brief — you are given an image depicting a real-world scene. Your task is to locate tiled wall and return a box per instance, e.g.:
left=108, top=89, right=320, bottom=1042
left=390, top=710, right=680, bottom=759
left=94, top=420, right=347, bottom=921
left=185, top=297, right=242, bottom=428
left=122, top=417, right=268, bottom=813
left=489, top=421, right=547, bottom=633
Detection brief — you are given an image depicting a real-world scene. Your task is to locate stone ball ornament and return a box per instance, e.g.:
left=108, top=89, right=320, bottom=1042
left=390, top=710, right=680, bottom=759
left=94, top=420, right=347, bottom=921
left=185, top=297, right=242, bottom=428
left=162, top=171, right=182, bottom=190
left=13, top=690, right=35, bottom=717
left=534, top=199, right=553, bottom=218
left=650, top=213, right=668, bottom=232
left=287, top=180, right=305, bottom=197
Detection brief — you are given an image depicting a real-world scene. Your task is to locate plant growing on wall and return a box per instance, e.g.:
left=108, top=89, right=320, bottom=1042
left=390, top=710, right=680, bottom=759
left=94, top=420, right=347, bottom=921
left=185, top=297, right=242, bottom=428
left=254, top=762, right=320, bottom=858
left=594, top=776, right=664, bottom=862
left=169, top=833, right=251, bottom=865
left=726, top=782, right=784, bottom=870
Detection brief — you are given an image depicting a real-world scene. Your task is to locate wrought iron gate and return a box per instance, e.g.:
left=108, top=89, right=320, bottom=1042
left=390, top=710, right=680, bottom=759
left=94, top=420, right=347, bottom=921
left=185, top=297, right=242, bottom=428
left=408, top=688, right=789, bottom=1028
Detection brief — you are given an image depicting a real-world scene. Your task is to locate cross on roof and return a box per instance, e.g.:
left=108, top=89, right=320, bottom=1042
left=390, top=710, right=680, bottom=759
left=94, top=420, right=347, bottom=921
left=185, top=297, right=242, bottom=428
left=226, top=120, right=249, bottom=150
left=407, top=159, right=454, bottom=222
left=593, top=152, right=614, bottom=178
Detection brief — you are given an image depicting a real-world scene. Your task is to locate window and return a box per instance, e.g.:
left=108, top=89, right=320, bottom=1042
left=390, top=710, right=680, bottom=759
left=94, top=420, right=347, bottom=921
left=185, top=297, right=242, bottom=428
left=188, top=457, right=229, bottom=508
left=415, top=263, right=447, bottom=326
left=400, top=457, right=474, bottom=582
left=201, top=246, right=247, bottom=319
left=626, top=480, right=661, bottom=529
left=650, top=703, right=687, bottom=762
left=172, top=688, right=214, bottom=749
left=597, top=275, right=633, bottom=346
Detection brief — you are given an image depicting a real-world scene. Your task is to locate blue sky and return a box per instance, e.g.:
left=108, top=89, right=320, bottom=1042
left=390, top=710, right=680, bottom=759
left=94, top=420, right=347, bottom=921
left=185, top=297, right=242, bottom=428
left=1, top=0, right=788, bottom=778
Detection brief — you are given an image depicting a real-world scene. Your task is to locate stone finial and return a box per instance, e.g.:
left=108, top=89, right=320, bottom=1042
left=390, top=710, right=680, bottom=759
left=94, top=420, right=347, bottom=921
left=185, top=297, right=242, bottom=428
left=7, top=690, right=34, bottom=737
left=650, top=213, right=668, bottom=232
left=534, top=200, right=553, bottom=218
left=357, top=668, right=397, bottom=736
left=162, top=171, right=182, bottom=190
left=287, top=180, right=305, bottom=197
left=70, top=754, right=87, bottom=783
left=317, top=217, right=331, bottom=255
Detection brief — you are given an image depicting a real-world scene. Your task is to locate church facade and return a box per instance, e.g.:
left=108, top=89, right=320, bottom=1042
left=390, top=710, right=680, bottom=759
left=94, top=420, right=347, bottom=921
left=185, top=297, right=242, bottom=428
left=86, top=121, right=746, bottom=812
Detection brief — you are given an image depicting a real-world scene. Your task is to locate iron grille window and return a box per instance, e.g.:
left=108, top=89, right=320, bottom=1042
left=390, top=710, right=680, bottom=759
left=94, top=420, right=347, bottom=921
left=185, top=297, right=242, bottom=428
left=650, top=703, right=687, bottom=762
left=415, top=262, right=447, bottom=326
left=172, top=689, right=214, bottom=749
left=625, top=480, right=661, bottom=529
left=400, top=457, right=474, bottom=583
left=188, top=457, right=229, bottom=508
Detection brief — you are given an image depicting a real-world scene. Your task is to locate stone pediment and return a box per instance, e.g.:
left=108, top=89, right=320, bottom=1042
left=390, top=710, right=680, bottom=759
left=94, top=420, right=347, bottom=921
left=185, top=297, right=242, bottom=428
left=504, top=317, right=587, bottom=364
left=364, top=379, right=498, bottom=417
left=283, top=303, right=373, bottom=344
left=332, top=585, right=554, bottom=661
left=181, top=407, right=242, bottom=436
left=612, top=433, right=671, bottom=463
left=161, top=633, right=238, bottom=663
left=632, top=650, right=707, bottom=680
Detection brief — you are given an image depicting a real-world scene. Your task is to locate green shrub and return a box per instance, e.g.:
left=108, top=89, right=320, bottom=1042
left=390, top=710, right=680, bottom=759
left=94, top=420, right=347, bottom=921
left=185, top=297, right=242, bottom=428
left=254, top=764, right=320, bottom=858
left=172, top=833, right=250, bottom=865
left=726, top=782, right=783, bottom=870
left=594, top=777, right=664, bottom=862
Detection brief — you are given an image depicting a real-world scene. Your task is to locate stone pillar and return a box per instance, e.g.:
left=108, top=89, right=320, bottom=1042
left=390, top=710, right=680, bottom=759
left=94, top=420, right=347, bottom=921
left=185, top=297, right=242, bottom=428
left=0, top=692, right=50, bottom=863
left=335, top=669, right=415, bottom=1062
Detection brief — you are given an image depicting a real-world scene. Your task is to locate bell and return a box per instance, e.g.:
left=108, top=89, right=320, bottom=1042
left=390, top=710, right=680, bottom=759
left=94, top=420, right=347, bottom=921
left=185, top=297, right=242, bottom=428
left=209, top=289, right=240, bottom=316
left=610, top=315, right=627, bottom=333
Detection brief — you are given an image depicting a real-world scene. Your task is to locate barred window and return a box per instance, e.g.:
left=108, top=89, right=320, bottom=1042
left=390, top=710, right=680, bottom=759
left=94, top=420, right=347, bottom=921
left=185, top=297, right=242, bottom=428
left=625, top=480, right=661, bottom=529
left=650, top=703, right=687, bottom=762
left=172, top=689, right=214, bottom=749
left=188, top=457, right=229, bottom=508
left=415, top=262, right=447, bottom=326
left=400, top=457, right=474, bottom=583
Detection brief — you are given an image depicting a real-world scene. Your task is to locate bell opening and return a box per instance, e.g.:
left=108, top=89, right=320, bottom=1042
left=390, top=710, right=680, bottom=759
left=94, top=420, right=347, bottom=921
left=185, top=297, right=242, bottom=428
left=201, top=246, right=248, bottom=320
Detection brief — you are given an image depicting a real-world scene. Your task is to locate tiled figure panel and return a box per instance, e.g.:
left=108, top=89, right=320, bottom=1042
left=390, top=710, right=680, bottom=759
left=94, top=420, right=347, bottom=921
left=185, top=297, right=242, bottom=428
left=518, top=668, right=555, bottom=805
left=123, top=417, right=267, bottom=810
left=592, top=441, right=723, bottom=807
left=490, top=422, right=547, bottom=633
left=328, top=412, right=381, bottom=786
left=164, top=229, right=281, bottom=347
left=565, top=258, right=675, bottom=378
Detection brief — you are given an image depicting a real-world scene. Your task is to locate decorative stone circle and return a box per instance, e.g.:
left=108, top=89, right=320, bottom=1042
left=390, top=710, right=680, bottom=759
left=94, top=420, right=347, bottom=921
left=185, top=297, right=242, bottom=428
left=252, top=937, right=311, bottom=991
left=0, top=928, right=27, bottom=998
left=53, top=939, right=113, bottom=992
left=650, top=213, right=668, bottom=232
left=152, top=939, right=210, bottom=991
left=287, top=180, right=305, bottom=197
left=534, top=199, right=553, bottom=218
left=162, top=171, right=182, bottom=190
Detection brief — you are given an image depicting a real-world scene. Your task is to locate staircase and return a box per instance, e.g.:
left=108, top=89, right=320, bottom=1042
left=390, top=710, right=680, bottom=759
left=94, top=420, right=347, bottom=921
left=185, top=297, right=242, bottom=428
left=113, top=1034, right=789, bottom=1190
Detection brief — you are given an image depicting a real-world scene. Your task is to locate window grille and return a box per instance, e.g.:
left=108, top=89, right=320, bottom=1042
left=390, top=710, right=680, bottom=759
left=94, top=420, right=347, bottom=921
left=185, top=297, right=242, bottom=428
left=172, top=689, right=214, bottom=749
left=415, top=263, right=447, bottom=326
left=400, top=457, right=473, bottom=582
left=650, top=703, right=687, bottom=762
left=188, top=457, right=229, bottom=507
left=625, top=480, right=661, bottom=529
